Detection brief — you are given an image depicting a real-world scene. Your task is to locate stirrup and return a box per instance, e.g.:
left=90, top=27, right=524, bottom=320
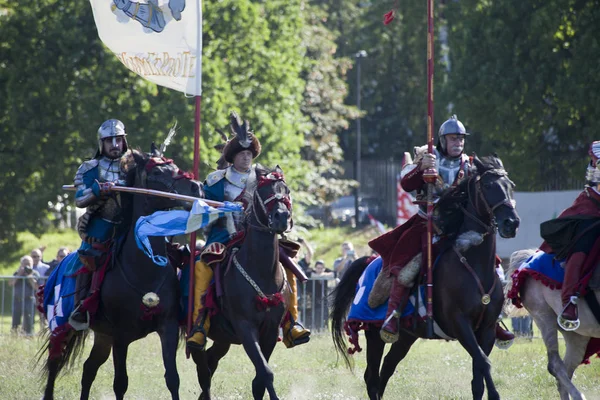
left=380, top=310, right=399, bottom=344
left=557, top=297, right=580, bottom=331
left=494, top=321, right=514, bottom=350
left=68, top=305, right=90, bottom=331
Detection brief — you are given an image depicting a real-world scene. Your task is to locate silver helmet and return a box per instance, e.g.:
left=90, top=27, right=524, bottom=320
left=438, top=115, right=469, bottom=153
left=97, top=119, right=128, bottom=156
left=586, top=141, right=600, bottom=185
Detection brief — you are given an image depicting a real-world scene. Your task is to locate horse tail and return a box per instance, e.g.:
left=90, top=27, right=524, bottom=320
left=503, top=249, right=536, bottom=317
left=330, top=256, right=370, bottom=370
left=36, top=327, right=90, bottom=379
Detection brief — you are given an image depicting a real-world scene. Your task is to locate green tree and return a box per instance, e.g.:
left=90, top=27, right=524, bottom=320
left=442, top=0, right=599, bottom=189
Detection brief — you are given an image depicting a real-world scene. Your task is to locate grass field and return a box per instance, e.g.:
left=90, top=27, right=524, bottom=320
left=0, top=328, right=599, bottom=400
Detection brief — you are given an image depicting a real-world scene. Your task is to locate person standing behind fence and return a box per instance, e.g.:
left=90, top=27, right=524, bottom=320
left=30, top=249, right=50, bottom=278
left=9, top=255, right=39, bottom=336
left=333, top=242, right=356, bottom=280
left=45, top=247, right=70, bottom=277
left=306, top=260, right=334, bottom=330
left=296, top=237, right=314, bottom=274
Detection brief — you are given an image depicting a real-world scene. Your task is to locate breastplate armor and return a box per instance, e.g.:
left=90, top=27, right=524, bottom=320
left=97, top=157, right=127, bottom=224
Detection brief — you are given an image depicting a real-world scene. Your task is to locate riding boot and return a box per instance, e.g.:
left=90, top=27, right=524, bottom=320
left=282, top=268, right=311, bottom=348
left=495, top=322, right=515, bottom=341
left=558, top=252, right=585, bottom=331
left=187, top=259, right=213, bottom=350
left=380, top=277, right=410, bottom=344
left=69, top=271, right=93, bottom=328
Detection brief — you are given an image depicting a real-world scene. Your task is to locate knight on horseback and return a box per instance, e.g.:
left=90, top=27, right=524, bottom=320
left=69, top=119, right=131, bottom=327
left=541, top=140, right=600, bottom=331
left=370, top=115, right=514, bottom=343
left=187, top=111, right=311, bottom=350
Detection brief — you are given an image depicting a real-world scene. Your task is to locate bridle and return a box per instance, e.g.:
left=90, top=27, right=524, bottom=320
left=460, top=168, right=515, bottom=235
left=247, top=172, right=292, bottom=234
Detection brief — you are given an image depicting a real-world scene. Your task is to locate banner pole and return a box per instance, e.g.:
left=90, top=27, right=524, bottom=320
left=423, top=0, right=437, bottom=339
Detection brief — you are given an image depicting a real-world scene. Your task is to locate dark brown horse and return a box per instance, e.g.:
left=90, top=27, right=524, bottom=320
left=190, top=165, right=292, bottom=400
left=331, top=156, right=520, bottom=400
left=39, top=149, right=202, bottom=400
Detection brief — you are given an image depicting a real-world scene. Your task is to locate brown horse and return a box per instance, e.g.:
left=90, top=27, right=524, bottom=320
left=190, top=165, right=292, bottom=400
left=39, top=149, right=202, bottom=400
left=331, top=156, right=520, bottom=400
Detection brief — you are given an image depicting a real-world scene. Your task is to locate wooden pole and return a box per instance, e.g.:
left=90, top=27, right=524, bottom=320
left=422, top=0, right=437, bottom=338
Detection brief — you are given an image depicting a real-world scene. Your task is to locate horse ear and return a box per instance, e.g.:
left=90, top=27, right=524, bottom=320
left=150, top=142, right=161, bottom=157
left=274, top=165, right=284, bottom=175
left=472, top=154, right=484, bottom=172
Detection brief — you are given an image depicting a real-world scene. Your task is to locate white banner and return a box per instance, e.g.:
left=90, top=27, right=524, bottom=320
left=89, top=0, right=202, bottom=95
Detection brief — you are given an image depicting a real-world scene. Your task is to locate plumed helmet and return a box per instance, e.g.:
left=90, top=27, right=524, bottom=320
left=97, top=119, right=128, bottom=156
left=222, top=111, right=261, bottom=164
left=585, top=140, right=600, bottom=185
left=437, top=115, right=469, bottom=153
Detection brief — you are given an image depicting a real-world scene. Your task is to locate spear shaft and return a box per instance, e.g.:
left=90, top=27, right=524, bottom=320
left=422, top=0, right=437, bottom=338
left=61, top=184, right=225, bottom=208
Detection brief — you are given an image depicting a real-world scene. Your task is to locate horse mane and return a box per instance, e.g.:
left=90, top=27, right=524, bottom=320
left=435, top=155, right=506, bottom=236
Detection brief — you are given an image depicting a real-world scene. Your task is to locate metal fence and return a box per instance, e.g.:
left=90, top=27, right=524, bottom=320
left=298, top=275, right=337, bottom=332
left=0, top=275, right=48, bottom=336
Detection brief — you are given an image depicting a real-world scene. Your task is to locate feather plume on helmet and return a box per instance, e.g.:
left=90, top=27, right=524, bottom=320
left=222, top=111, right=261, bottom=163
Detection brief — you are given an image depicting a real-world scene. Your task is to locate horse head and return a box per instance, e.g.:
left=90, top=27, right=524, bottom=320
left=472, top=155, right=520, bottom=238
left=123, top=149, right=203, bottom=214
left=248, top=165, right=292, bottom=234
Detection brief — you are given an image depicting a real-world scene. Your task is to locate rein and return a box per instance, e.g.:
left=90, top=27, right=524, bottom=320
left=454, top=168, right=514, bottom=330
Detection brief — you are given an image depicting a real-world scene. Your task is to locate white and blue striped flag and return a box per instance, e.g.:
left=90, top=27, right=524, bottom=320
left=135, top=200, right=242, bottom=266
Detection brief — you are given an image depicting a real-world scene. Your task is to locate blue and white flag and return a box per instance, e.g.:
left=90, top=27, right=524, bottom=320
left=135, top=199, right=242, bottom=266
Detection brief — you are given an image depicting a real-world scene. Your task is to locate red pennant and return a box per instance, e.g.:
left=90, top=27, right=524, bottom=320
left=383, top=10, right=395, bottom=25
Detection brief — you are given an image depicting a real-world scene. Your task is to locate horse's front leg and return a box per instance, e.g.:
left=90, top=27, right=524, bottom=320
left=81, top=332, right=113, bottom=400
left=476, top=322, right=500, bottom=400
left=362, top=328, right=385, bottom=400
left=112, top=339, right=131, bottom=400
left=257, top=323, right=281, bottom=400
left=158, top=320, right=181, bottom=400
left=453, top=315, right=497, bottom=400
left=237, top=319, right=278, bottom=400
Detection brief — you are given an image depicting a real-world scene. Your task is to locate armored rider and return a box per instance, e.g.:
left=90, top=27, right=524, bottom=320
left=369, top=115, right=515, bottom=343
left=187, top=112, right=311, bottom=350
left=540, top=141, right=600, bottom=330
left=69, top=119, right=131, bottom=325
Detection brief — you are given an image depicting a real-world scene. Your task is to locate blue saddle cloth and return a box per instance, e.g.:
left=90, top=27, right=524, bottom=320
left=43, top=251, right=83, bottom=331
left=348, top=256, right=422, bottom=323
left=519, top=251, right=565, bottom=284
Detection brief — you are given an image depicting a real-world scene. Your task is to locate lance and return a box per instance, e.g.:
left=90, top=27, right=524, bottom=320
left=61, top=185, right=225, bottom=209
left=422, top=0, right=438, bottom=339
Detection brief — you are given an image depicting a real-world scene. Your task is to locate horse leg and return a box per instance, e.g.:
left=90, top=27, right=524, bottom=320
left=362, top=328, right=386, bottom=400
left=476, top=324, right=500, bottom=400
left=257, top=328, right=280, bottom=400
left=111, top=340, right=130, bottom=400
left=378, top=331, right=417, bottom=399
left=80, top=333, right=113, bottom=400
left=190, top=348, right=212, bottom=400
left=206, top=341, right=231, bottom=376
left=558, top=331, right=589, bottom=400
left=157, top=321, right=181, bottom=400
left=42, top=357, right=61, bottom=400
left=238, top=320, right=278, bottom=400
left=453, top=316, right=496, bottom=400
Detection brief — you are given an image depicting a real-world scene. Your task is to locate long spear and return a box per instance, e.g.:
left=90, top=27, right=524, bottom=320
left=61, top=185, right=224, bottom=208
left=422, top=0, right=438, bottom=338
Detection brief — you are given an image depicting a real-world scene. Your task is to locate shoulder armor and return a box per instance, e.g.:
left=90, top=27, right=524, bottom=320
left=206, top=169, right=226, bottom=187
left=74, top=159, right=99, bottom=186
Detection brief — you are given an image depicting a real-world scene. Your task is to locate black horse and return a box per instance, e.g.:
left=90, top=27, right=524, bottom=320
left=331, top=156, right=520, bottom=400
left=190, top=165, right=292, bottom=400
left=40, top=149, right=202, bottom=400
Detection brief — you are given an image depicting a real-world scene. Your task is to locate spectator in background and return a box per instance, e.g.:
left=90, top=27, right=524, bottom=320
left=333, top=242, right=356, bottom=280
left=10, top=255, right=39, bottom=335
left=30, top=248, right=50, bottom=278
left=306, top=260, right=334, bottom=330
left=511, top=315, right=533, bottom=338
left=296, top=237, right=314, bottom=275
left=45, top=247, right=71, bottom=277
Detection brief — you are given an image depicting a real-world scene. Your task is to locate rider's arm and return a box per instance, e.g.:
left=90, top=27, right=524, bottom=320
left=400, top=163, right=425, bottom=192
left=74, top=160, right=101, bottom=208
